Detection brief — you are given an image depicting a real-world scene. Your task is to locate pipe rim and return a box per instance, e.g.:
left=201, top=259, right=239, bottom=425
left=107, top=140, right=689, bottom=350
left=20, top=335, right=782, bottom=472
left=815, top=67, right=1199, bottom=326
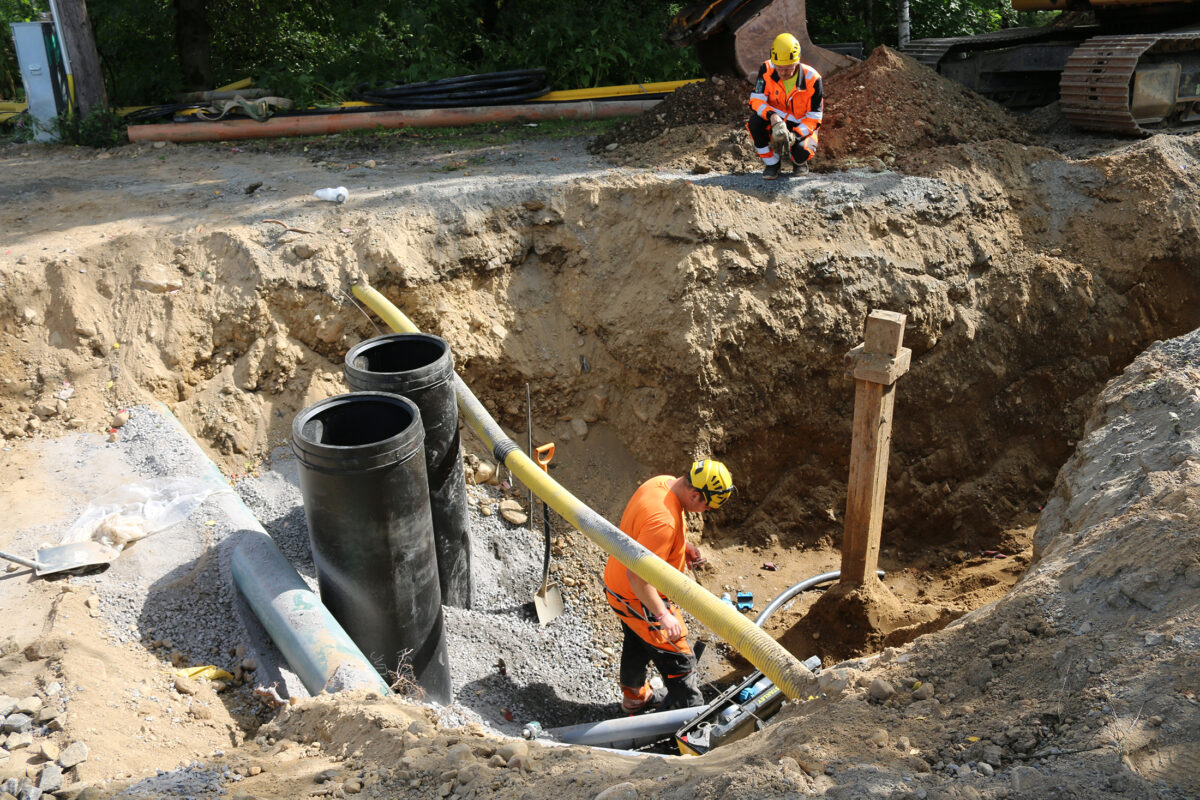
left=344, top=333, right=454, bottom=394
left=291, top=391, right=425, bottom=472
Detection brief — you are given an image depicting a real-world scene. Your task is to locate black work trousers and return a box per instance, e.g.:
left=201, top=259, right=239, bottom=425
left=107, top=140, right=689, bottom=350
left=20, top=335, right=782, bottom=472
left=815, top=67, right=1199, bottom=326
left=619, top=620, right=703, bottom=710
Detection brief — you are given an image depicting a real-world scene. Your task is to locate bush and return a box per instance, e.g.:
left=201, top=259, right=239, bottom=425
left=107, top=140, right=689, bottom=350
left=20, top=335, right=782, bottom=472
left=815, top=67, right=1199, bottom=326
left=53, top=107, right=126, bottom=147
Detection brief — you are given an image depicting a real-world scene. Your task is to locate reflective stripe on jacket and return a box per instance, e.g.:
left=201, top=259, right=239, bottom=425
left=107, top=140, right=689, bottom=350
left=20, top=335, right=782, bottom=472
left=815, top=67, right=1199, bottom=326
left=748, top=59, right=824, bottom=139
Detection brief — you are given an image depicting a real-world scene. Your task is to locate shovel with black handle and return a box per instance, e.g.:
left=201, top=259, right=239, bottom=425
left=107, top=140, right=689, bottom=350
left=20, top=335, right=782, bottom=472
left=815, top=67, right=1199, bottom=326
left=532, top=443, right=564, bottom=626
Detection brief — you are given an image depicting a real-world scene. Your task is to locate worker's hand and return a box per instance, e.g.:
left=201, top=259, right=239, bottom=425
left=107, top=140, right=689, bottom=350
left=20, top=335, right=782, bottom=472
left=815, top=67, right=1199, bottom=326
left=658, top=610, right=684, bottom=643
left=770, top=116, right=791, bottom=151
left=685, top=542, right=703, bottom=568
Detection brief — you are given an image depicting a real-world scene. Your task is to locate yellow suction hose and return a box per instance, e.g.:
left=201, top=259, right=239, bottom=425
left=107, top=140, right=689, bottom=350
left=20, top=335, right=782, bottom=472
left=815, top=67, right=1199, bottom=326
left=350, top=282, right=816, bottom=700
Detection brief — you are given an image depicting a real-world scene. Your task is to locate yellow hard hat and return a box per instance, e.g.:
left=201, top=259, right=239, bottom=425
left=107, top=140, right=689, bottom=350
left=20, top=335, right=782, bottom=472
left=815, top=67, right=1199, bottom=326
left=689, top=459, right=735, bottom=509
left=771, top=33, right=801, bottom=66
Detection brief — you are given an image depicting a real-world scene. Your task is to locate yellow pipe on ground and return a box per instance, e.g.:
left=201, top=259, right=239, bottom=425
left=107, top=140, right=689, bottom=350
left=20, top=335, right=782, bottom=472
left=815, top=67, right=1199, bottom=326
left=350, top=282, right=817, bottom=701
left=532, top=80, right=703, bottom=102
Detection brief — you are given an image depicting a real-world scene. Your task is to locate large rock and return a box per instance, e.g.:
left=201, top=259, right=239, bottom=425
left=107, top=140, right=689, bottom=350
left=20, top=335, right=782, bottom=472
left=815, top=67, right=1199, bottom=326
left=37, top=765, right=62, bottom=794
left=57, top=741, right=88, bottom=769
left=595, top=783, right=639, bottom=800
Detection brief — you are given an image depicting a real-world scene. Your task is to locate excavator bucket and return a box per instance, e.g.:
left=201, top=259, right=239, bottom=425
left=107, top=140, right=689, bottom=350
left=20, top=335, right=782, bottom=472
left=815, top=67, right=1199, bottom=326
left=668, top=0, right=858, bottom=82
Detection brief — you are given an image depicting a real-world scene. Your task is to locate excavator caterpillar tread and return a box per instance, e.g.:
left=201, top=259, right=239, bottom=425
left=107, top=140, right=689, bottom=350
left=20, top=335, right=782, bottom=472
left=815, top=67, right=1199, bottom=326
left=901, top=26, right=1084, bottom=69
left=1061, top=32, right=1200, bottom=135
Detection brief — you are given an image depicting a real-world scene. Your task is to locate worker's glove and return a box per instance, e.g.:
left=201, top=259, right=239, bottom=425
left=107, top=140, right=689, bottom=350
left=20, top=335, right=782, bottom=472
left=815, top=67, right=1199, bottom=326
left=770, top=116, right=794, bottom=152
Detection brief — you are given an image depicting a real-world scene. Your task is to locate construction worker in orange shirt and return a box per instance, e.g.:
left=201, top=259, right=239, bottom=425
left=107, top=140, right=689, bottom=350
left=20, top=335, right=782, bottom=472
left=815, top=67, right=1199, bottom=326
left=603, top=459, right=735, bottom=713
left=748, top=32, right=825, bottom=180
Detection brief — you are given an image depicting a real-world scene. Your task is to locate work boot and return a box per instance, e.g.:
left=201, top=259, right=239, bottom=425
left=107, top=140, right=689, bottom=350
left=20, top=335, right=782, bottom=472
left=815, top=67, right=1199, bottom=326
left=762, top=161, right=781, bottom=181
left=663, top=672, right=704, bottom=711
left=621, top=685, right=668, bottom=715
left=793, top=160, right=809, bottom=175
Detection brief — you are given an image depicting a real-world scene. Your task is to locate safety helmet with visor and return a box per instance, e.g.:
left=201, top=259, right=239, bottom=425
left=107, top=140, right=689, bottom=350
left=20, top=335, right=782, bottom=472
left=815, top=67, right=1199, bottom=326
left=689, top=459, right=735, bottom=509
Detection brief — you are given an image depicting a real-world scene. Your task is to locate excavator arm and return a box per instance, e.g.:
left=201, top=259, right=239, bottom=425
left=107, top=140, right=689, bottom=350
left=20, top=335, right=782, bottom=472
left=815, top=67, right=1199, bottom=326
left=668, top=0, right=857, bottom=81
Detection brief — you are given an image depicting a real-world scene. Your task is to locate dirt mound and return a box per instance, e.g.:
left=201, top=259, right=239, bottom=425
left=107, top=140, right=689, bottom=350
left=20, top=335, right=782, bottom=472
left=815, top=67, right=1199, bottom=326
left=586, top=74, right=756, bottom=175
left=588, top=75, right=750, bottom=152
left=591, top=46, right=1035, bottom=174
left=820, top=46, right=1035, bottom=168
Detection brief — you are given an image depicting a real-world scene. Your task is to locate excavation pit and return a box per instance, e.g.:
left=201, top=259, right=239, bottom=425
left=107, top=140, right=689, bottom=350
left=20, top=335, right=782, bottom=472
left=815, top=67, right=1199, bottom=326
left=2, top=49, right=1200, bottom=796
left=6, top=133, right=1198, bottom=740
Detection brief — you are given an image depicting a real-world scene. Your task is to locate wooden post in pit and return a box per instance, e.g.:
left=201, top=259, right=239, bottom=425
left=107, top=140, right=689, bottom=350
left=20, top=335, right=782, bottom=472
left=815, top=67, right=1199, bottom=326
left=839, top=310, right=911, bottom=587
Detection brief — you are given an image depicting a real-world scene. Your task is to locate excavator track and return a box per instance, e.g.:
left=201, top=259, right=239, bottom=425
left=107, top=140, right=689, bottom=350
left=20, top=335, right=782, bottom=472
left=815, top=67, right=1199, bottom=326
left=901, top=26, right=1079, bottom=70
left=1061, top=32, right=1200, bottom=135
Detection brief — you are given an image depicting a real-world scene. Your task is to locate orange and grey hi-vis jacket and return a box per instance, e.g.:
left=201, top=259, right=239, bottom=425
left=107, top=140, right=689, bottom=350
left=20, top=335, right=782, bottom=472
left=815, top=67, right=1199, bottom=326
left=749, top=59, right=824, bottom=139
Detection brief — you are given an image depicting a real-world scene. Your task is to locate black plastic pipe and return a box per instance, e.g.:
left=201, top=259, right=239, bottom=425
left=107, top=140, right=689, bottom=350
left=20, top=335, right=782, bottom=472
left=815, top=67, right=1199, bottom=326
left=291, top=391, right=451, bottom=703
left=345, top=334, right=472, bottom=609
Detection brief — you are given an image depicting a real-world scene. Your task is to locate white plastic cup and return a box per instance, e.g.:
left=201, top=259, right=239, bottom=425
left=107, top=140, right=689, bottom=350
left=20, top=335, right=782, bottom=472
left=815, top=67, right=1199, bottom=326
left=314, top=186, right=348, bottom=203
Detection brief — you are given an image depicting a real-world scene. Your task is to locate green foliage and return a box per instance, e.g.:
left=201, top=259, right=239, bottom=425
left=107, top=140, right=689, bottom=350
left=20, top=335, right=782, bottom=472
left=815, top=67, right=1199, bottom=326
left=1, top=0, right=1061, bottom=114
left=238, top=0, right=700, bottom=106
left=805, top=0, right=1060, bottom=52
left=6, top=0, right=701, bottom=109
left=88, top=0, right=179, bottom=106
left=0, top=0, right=47, bottom=101
left=53, top=106, right=125, bottom=147
left=6, top=109, right=35, bottom=141
left=469, top=1, right=699, bottom=88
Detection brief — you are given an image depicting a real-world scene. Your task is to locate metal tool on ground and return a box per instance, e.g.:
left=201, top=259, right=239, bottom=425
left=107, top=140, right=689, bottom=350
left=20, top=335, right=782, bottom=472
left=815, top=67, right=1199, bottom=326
left=532, top=443, right=564, bottom=625
left=0, top=541, right=117, bottom=577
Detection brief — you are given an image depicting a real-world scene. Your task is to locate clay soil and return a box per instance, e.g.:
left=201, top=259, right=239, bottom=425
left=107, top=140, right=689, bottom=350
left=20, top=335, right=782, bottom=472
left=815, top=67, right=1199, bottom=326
left=2, top=46, right=1200, bottom=799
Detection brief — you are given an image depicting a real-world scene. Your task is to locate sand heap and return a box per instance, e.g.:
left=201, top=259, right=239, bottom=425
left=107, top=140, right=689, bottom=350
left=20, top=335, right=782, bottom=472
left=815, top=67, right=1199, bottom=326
left=590, top=46, right=1035, bottom=173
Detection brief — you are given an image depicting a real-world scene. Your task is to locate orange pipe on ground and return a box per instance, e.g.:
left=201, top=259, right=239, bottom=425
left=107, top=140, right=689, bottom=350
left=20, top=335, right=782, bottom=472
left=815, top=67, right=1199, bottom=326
left=126, top=99, right=663, bottom=143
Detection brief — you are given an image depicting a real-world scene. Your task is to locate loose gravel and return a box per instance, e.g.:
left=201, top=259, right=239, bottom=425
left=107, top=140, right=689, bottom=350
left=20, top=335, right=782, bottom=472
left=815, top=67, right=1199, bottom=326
left=238, top=442, right=623, bottom=736
left=15, top=400, right=625, bottom=751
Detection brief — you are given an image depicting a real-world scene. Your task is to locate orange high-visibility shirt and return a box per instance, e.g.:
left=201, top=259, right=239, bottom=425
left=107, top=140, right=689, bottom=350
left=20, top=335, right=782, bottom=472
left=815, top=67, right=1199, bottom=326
left=748, top=59, right=824, bottom=139
left=603, top=476, right=687, bottom=608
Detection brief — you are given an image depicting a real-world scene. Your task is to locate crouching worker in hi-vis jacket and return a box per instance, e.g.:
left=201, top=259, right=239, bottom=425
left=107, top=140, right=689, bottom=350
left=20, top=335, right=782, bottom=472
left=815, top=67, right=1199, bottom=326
left=748, top=32, right=824, bottom=180
left=603, top=459, right=735, bottom=714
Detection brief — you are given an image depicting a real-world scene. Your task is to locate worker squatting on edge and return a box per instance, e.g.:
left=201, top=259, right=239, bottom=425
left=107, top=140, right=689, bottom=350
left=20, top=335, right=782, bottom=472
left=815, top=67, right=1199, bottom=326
left=748, top=32, right=824, bottom=180
left=603, top=459, right=735, bottom=713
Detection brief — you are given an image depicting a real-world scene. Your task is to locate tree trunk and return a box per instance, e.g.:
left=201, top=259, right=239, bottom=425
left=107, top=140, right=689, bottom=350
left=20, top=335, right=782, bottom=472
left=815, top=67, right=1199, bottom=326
left=898, top=0, right=911, bottom=47
left=54, top=0, right=107, bottom=116
left=175, top=0, right=213, bottom=92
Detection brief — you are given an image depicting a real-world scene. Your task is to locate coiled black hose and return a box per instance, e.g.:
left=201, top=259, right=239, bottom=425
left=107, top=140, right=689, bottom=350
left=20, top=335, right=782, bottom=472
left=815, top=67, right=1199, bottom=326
left=356, top=68, right=550, bottom=109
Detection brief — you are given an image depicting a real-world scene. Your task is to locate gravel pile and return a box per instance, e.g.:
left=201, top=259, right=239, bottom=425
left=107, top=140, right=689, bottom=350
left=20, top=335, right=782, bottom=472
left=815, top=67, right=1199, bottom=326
left=115, top=762, right=236, bottom=799
left=59, top=409, right=279, bottom=696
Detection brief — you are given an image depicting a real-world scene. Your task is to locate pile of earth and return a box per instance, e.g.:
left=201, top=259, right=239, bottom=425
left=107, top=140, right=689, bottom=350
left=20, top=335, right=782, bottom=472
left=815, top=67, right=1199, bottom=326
left=589, top=46, right=1034, bottom=174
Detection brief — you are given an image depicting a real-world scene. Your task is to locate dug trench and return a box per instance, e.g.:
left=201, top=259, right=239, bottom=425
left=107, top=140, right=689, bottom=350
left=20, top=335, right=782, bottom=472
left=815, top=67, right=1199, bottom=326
left=1, top=50, right=1200, bottom=799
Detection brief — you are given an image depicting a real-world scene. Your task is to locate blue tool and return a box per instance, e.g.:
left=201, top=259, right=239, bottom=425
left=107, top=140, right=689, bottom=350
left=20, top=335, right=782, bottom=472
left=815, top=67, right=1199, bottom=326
left=736, top=590, right=754, bottom=611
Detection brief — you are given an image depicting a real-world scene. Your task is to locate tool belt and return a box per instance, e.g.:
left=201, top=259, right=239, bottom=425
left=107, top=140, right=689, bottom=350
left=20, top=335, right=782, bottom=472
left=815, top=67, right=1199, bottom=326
left=604, top=584, right=665, bottom=628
